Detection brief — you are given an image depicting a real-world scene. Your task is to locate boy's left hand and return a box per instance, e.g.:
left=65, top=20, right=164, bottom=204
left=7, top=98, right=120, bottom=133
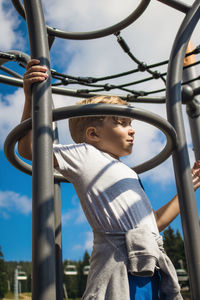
left=192, top=160, right=200, bottom=191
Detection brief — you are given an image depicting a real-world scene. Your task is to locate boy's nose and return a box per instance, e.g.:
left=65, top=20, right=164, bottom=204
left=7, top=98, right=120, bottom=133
left=129, top=127, right=135, bottom=136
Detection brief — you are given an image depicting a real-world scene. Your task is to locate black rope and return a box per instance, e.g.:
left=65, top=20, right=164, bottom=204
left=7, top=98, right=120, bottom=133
left=114, top=32, right=166, bottom=83
left=1, top=42, right=200, bottom=97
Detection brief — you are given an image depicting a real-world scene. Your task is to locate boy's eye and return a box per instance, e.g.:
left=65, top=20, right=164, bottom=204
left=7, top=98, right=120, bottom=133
left=121, top=121, right=127, bottom=126
left=112, top=117, right=132, bottom=126
left=120, top=119, right=132, bottom=127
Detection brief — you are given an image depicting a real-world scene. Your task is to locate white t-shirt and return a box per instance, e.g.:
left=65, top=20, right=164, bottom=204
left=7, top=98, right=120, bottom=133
left=53, top=143, right=159, bottom=234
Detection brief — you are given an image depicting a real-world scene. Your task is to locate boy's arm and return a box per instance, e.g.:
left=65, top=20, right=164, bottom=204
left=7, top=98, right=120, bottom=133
left=18, top=59, right=58, bottom=166
left=153, top=161, right=200, bottom=232
left=153, top=195, right=179, bottom=232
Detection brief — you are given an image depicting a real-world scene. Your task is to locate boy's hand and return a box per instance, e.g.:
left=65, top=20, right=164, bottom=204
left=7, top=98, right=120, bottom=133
left=23, top=59, right=48, bottom=98
left=192, top=160, right=200, bottom=191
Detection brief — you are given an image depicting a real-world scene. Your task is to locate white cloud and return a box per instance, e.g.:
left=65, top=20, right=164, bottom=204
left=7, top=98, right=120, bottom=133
left=52, top=94, right=77, bottom=144
left=84, top=231, right=93, bottom=250
left=62, top=203, right=87, bottom=226
left=43, top=0, right=140, bottom=31
left=0, top=88, right=25, bottom=148
left=0, top=89, right=74, bottom=150
left=0, top=190, right=32, bottom=216
left=73, top=231, right=93, bottom=251
left=0, top=0, right=24, bottom=50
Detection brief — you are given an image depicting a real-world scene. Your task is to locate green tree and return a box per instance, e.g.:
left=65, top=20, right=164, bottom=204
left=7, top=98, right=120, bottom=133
left=63, top=251, right=90, bottom=298
left=163, top=226, right=186, bottom=270
left=0, top=247, right=8, bottom=299
left=77, top=251, right=90, bottom=298
left=63, top=260, right=78, bottom=298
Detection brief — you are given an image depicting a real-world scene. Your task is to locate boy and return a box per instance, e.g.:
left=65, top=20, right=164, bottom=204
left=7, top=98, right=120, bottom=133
left=19, top=59, right=200, bottom=300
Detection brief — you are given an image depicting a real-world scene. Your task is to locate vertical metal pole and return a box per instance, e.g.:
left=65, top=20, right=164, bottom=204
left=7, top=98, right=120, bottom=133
left=166, top=1, right=200, bottom=299
left=53, top=121, right=64, bottom=300
left=54, top=181, right=63, bottom=300
left=183, top=41, right=200, bottom=161
left=23, top=1, right=56, bottom=300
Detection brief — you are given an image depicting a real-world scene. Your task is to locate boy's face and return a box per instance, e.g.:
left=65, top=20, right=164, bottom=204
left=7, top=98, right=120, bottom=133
left=96, top=116, right=135, bottom=159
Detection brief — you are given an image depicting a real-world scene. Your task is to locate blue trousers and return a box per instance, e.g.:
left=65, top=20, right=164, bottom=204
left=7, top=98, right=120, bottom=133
left=128, top=271, right=161, bottom=300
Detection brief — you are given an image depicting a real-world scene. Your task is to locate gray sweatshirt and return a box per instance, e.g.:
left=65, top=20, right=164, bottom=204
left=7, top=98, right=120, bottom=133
left=82, top=226, right=182, bottom=300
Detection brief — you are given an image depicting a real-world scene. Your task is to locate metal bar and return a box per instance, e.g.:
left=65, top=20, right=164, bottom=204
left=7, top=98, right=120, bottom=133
left=53, top=113, right=64, bottom=300
left=183, top=41, right=200, bottom=161
left=12, top=0, right=151, bottom=40
left=0, top=74, right=23, bottom=87
left=54, top=182, right=63, bottom=300
left=166, top=1, right=200, bottom=299
left=11, top=0, right=25, bottom=19
left=193, top=86, right=200, bottom=96
left=48, top=34, right=55, bottom=50
left=0, top=74, right=166, bottom=103
left=156, top=0, right=190, bottom=13
left=23, top=1, right=56, bottom=300
left=51, top=86, right=166, bottom=103
left=0, top=66, right=23, bottom=79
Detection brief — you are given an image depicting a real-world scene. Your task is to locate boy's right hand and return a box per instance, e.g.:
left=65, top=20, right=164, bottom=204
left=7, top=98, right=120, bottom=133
left=23, top=59, right=48, bottom=98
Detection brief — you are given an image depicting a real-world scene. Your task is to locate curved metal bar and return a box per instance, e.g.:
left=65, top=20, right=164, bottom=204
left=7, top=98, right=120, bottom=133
left=11, top=0, right=25, bottom=19
left=12, top=0, right=151, bottom=40
left=4, top=104, right=177, bottom=181
left=166, top=1, right=200, bottom=298
left=6, top=50, right=30, bottom=67
left=193, top=86, right=200, bottom=96
left=0, top=50, right=30, bottom=67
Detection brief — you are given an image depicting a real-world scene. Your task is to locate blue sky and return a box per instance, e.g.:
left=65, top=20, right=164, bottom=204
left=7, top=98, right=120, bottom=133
left=0, top=0, right=200, bottom=262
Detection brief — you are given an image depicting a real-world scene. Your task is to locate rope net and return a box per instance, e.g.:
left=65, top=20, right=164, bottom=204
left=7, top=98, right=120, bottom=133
left=1, top=37, right=200, bottom=101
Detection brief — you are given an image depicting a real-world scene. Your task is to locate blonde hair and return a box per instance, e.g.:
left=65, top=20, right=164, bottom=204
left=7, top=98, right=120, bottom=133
left=69, top=95, right=127, bottom=143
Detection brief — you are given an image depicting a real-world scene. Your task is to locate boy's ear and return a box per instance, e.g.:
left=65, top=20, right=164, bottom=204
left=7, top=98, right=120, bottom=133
left=85, top=126, right=101, bottom=142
